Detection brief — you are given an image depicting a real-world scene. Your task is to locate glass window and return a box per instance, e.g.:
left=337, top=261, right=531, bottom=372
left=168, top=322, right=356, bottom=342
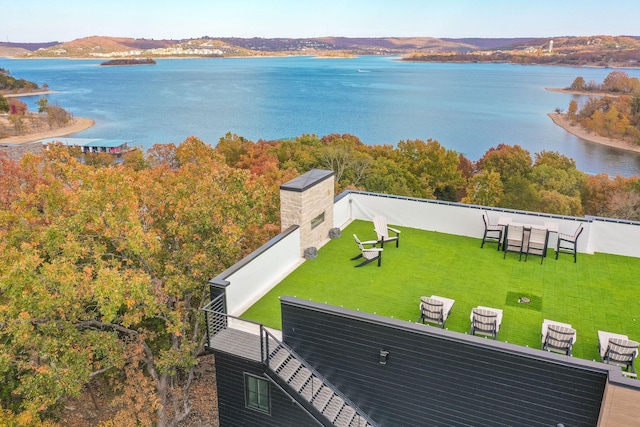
left=245, top=373, right=270, bottom=414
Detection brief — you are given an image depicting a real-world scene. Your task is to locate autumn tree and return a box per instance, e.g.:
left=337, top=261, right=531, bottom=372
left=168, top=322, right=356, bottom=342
left=0, top=138, right=281, bottom=426
left=568, top=99, right=578, bottom=119
left=569, top=76, right=586, bottom=91
left=8, top=98, right=27, bottom=115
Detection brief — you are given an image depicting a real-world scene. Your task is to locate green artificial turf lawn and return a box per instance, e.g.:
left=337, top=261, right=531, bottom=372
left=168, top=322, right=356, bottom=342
left=241, top=220, right=640, bottom=363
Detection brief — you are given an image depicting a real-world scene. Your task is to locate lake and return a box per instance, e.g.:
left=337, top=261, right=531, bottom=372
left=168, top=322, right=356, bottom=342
left=3, top=56, right=640, bottom=176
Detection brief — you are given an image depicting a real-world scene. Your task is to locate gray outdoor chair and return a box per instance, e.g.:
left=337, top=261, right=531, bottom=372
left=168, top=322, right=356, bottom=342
left=541, top=320, right=577, bottom=356
left=525, top=227, right=549, bottom=264
left=418, top=295, right=455, bottom=328
left=351, top=234, right=383, bottom=267
left=481, top=211, right=504, bottom=250
left=555, top=224, right=584, bottom=263
left=373, top=215, right=400, bottom=248
left=470, top=307, right=503, bottom=340
left=598, top=330, right=639, bottom=375
left=503, top=224, right=525, bottom=261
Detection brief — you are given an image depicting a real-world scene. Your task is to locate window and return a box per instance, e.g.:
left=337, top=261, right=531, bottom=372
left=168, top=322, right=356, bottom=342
left=245, top=374, right=270, bottom=414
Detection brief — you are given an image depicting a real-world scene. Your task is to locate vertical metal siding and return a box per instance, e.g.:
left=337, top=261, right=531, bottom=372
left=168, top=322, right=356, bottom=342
left=281, top=299, right=606, bottom=427
left=214, top=351, right=319, bottom=426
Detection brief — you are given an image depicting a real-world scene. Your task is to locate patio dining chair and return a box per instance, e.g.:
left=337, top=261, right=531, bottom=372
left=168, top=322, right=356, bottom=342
left=351, top=234, right=383, bottom=267
left=418, top=295, right=455, bottom=328
left=525, top=227, right=549, bottom=264
left=503, top=224, right=525, bottom=261
left=481, top=211, right=504, bottom=250
left=541, top=320, right=576, bottom=356
left=470, top=306, right=503, bottom=340
left=373, top=215, right=401, bottom=248
left=598, top=330, right=639, bottom=375
left=555, top=224, right=584, bottom=263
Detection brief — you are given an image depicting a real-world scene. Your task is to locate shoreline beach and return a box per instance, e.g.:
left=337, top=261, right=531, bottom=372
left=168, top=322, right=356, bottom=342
left=2, top=90, right=57, bottom=98
left=545, top=87, right=621, bottom=98
left=548, top=112, right=640, bottom=154
left=0, top=117, right=95, bottom=144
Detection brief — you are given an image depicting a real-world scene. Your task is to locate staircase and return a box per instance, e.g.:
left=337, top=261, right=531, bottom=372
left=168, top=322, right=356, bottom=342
left=266, top=340, right=376, bottom=427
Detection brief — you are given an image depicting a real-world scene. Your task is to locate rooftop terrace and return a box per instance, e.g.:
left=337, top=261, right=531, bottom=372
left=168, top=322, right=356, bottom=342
left=240, top=218, right=640, bottom=364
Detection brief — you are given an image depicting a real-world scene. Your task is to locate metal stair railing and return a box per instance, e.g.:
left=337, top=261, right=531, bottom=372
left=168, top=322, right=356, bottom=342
left=262, top=328, right=378, bottom=427
left=202, top=302, right=377, bottom=427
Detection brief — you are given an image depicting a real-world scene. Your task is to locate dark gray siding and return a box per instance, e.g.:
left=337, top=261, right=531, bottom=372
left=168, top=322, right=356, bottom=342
left=214, top=350, right=318, bottom=427
left=281, top=297, right=607, bottom=427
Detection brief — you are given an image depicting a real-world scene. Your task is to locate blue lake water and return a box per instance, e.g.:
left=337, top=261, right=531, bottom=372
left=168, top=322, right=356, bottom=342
left=3, top=56, right=640, bottom=176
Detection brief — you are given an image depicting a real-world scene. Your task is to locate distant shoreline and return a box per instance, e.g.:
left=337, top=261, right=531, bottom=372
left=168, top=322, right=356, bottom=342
left=545, top=87, right=621, bottom=98
left=548, top=112, right=640, bottom=153
left=0, top=117, right=95, bottom=144
left=3, top=90, right=56, bottom=98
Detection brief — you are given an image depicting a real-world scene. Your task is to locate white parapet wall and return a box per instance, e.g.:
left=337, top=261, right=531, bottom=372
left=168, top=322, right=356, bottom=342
left=211, top=226, right=304, bottom=316
left=333, top=192, right=352, bottom=229
left=341, top=191, right=640, bottom=258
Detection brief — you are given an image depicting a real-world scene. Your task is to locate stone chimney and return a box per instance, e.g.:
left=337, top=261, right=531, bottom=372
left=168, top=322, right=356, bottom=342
left=280, top=169, right=335, bottom=256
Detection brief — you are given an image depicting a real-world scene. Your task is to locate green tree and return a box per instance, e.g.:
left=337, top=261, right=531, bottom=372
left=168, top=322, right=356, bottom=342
left=35, top=97, right=49, bottom=113
left=461, top=170, right=503, bottom=206
left=0, top=94, right=9, bottom=113
left=499, top=175, right=540, bottom=211
left=396, top=139, right=464, bottom=201
left=477, top=144, right=533, bottom=184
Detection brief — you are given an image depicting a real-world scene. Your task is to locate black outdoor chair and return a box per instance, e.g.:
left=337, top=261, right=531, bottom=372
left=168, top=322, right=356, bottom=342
left=481, top=211, right=504, bottom=250
left=555, top=224, right=584, bottom=263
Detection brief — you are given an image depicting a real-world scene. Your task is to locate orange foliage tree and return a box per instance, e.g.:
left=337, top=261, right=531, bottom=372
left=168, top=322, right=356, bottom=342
left=0, top=138, right=282, bottom=426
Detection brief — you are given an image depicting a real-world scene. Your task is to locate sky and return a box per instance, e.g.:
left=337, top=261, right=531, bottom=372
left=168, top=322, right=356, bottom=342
left=2, top=0, right=639, bottom=43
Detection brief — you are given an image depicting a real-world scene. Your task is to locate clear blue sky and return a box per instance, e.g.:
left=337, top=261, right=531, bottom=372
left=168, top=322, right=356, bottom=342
left=3, top=0, right=639, bottom=43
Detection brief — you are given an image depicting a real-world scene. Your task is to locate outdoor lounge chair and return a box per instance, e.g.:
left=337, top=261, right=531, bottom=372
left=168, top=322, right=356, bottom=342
left=598, top=330, right=639, bottom=375
left=470, top=306, right=503, bottom=339
left=541, top=319, right=577, bottom=356
left=481, top=211, right=504, bottom=250
left=351, top=234, right=383, bottom=267
left=418, top=295, right=455, bottom=328
left=503, top=224, right=525, bottom=261
left=373, top=215, right=400, bottom=248
left=525, top=227, right=549, bottom=264
left=555, top=224, right=584, bottom=263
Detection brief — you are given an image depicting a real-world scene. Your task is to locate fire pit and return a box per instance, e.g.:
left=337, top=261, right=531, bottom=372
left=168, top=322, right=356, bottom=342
left=518, top=297, right=531, bottom=304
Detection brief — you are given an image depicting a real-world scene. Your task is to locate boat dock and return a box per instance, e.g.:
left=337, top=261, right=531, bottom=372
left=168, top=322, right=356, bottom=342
left=38, top=137, right=134, bottom=155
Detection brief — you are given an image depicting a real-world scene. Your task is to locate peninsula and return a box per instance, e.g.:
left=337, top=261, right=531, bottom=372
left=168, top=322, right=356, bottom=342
left=548, top=112, right=640, bottom=153
left=0, top=117, right=95, bottom=144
